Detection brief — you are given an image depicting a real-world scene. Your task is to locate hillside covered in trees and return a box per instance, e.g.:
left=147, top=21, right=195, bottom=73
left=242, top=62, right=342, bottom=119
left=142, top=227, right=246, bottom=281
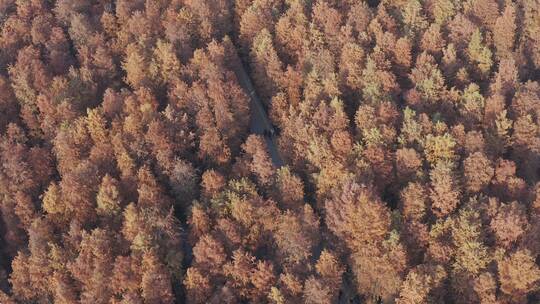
left=0, top=0, right=540, bottom=303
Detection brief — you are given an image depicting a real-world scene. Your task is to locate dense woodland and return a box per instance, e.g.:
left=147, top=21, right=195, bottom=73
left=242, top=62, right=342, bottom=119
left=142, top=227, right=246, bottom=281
left=0, top=0, right=540, bottom=303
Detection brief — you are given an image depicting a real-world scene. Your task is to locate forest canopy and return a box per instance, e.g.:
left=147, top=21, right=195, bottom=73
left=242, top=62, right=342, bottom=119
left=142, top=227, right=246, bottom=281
left=0, top=0, right=540, bottom=303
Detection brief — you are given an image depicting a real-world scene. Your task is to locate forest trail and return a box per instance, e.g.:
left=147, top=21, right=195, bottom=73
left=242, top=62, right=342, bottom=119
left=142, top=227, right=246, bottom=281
left=231, top=51, right=285, bottom=167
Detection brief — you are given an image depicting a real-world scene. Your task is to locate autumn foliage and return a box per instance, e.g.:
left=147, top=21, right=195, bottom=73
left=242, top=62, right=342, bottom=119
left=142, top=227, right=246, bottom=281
left=0, top=0, right=540, bottom=303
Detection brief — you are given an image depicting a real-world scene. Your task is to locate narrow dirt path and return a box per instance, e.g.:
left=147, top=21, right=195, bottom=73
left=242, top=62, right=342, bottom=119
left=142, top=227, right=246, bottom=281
left=230, top=50, right=284, bottom=167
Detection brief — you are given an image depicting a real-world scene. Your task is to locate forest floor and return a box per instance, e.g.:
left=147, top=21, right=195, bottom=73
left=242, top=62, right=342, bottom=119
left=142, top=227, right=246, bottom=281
left=231, top=53, right=284, bottom=167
